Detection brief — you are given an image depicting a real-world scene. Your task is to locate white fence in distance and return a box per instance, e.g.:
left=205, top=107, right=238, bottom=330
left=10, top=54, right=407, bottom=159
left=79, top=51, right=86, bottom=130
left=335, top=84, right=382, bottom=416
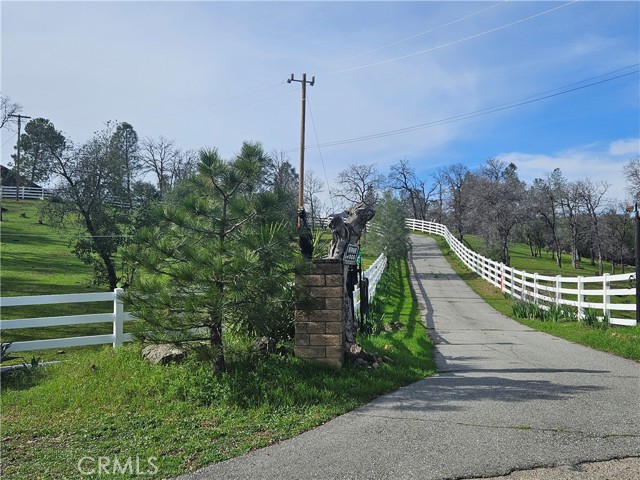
left=1, top=289, right=133, bottom=353
left=1, top=186, right=52, bottom=200
left=406, top=218, right=636, bottom=327
left=353, top=252, right=386, bottom=314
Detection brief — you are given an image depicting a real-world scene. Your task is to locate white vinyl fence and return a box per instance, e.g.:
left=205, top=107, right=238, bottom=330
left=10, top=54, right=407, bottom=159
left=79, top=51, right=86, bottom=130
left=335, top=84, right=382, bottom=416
left=0, top=289, right=133, bottom=353
left=406, top=218, right=636, bottom=327
left=353, top=252, right=386, bottom=314
left=2, top=253, right=390, bottom=353
left=1, top=186, right=52, bottom=200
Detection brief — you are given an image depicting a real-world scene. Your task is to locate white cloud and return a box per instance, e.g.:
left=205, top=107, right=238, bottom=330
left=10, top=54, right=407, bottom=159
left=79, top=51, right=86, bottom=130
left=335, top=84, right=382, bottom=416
left=498, top=141, right=636, bottom=203
left=609, top=138, right=640, bottom=157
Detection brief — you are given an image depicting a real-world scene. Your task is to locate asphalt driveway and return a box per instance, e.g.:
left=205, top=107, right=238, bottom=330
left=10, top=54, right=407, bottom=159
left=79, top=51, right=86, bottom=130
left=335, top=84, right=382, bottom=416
left=177, top=234, right=639, bottom=480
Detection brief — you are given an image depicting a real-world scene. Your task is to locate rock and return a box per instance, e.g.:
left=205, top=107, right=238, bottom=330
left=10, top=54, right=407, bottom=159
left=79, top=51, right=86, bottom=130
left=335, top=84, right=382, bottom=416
left=354, top=358, right=368, bottom=367
left=141, top=344, right=187, bottom=365
left=347, top=342, right=384, bottom=368
left=359, top=350, right=377, bottom=364
left=384, top=321, right=404, bottom=332
left=349, top=344, right=363, bottom=356
left=252, top=336, right=277, bottom=357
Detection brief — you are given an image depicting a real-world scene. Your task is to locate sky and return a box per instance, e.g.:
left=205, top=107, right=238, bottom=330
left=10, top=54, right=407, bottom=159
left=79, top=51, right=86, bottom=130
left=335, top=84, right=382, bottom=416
left=1, top=0, right=639, bottom=211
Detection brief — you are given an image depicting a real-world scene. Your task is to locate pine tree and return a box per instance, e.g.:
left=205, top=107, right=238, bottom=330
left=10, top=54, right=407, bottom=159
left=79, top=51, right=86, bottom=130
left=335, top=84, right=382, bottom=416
left=367, top=190, right=410, bottom=260
left=124, top=142, right=297, bottom=373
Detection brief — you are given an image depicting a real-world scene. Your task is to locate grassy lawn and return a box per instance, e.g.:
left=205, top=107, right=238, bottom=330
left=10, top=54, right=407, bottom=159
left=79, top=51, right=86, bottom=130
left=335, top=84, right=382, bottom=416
left=1, top=200, right=115, bottom=347
left=1, top=203, right=435, bottom=479
left=463, top=234, right=629, bottom=277
left=426, top=233, right=640, bottom=361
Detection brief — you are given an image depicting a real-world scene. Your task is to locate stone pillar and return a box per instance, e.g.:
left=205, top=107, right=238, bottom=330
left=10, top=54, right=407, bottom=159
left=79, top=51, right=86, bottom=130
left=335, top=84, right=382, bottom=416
left=294, top=258, right=345, bottom=367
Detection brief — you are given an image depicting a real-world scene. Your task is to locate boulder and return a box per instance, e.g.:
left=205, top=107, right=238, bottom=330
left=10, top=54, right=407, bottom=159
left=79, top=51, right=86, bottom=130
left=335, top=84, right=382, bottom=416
left=141, top=344, right=187, bottom=365
left=252, top=336, right=277, bottom=358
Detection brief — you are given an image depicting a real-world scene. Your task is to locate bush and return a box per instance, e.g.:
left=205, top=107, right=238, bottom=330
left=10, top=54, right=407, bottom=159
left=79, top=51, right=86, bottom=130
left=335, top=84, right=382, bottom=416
left=582, top=308, right=609, bottom=330
left=511, top=300, right=577, bottom=323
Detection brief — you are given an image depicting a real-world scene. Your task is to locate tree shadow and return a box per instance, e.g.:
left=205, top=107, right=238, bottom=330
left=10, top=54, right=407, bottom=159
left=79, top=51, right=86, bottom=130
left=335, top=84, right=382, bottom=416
left=398, top=236, right=608, bottom=413
left=361, top=372, right=607, bottom=414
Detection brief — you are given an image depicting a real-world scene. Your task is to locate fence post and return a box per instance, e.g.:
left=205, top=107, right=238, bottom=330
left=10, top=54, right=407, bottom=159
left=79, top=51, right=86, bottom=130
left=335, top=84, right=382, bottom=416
left=113, top=288, right=124, bottom=347
left=602, top=274, right=610, bottom=325
left=555, top=275, right=562, bottom=305
left=577, top=276, right=584, bottom=320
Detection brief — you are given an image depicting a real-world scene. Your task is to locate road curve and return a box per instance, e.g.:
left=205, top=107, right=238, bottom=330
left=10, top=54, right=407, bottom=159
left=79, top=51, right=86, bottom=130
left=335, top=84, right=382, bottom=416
left=176, top=234, right=639, bottom=480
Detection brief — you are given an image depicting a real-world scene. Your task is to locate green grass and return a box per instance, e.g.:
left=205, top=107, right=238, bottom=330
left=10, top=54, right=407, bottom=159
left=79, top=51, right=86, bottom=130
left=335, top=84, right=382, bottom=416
left=463, top=234, right=629, bottom=277
left=427, top=233, right=640, bottom=361
left=1, top=199, right=111, bottom=322
left=1, top=200, right=101, bottom=299
left=0, top=201, right=136, bottom=353
left=1, top=206, right=435, bottom=479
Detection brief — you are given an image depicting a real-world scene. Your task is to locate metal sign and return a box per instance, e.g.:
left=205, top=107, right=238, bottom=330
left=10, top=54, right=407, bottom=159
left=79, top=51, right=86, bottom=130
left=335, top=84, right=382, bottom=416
left=343, top=243, right=360, bottom=265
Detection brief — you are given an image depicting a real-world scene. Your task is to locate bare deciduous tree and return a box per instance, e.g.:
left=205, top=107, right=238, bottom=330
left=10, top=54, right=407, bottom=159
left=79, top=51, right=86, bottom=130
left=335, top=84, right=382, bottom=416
left=577, top=179, right=610, bottom=275
left=140, top=136, right=181, bottom=197
left=304, top=170, right=325, bottom=232
left=623, top=156, right=640, bottom=202
left=530, top=168, right=566, bottom=268
left=1, top=95, right=22, bottom=130
left=467, top=159, right=525, bottom=266
left=335, top=163, right=384, bottom=208
left=441, top=163, right=470, bottom=241
left=561, top=181, right=585, bottom=269
left=387, top=158, right=436, bottom=221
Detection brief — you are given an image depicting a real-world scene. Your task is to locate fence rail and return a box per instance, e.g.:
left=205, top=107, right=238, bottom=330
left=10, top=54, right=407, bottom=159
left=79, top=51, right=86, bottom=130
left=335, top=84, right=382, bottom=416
left=1, top=186, right=52, bottom=200
left=406, top=218, right=636, bottom=327
left=353, top=253, right=386, bottom=314
left=1, top=253, right=389, bottom=353
left=0, top=289, right=133, bottom=353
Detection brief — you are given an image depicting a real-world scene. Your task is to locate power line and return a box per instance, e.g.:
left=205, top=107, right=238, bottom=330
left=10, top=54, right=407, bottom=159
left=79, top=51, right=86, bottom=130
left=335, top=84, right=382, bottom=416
left=338, top=0, right=510, bottom=64
left=306, top=97, right=336, bottom=214
left=1, top=133, right=17, bottom=148
left=327, top=0, right=579, bottom=76
left=285, top=66, right=638, bottom=153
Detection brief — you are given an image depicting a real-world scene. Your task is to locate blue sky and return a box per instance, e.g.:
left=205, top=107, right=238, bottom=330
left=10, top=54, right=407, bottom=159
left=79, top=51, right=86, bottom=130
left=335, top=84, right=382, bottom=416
left=2, top=1, right=638, bottom=209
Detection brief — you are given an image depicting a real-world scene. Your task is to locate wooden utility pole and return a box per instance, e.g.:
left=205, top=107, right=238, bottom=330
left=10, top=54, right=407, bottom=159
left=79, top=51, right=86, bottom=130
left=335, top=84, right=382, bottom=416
left=635, top=204, right=639, bottom=325
left=287, top=73, right=315, bottom=227
left=9, top=113, right=31, bottom=201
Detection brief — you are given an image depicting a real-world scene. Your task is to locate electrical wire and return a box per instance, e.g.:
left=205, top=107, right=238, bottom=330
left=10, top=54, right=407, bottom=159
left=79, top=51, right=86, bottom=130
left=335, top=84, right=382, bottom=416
left=284, top=65, right=639, bottom=153
left=327, top=0, right=579, bottom=76
left=1, top=133, right=17, bottom=148
left=338, top=0, right=509, bottom=63
left=306, top=97, right=336, bottom=214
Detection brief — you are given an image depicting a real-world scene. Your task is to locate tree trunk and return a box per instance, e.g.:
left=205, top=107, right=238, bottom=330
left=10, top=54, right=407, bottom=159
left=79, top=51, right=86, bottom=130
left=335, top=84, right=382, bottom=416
left=328, top=202, right=375, bottom=354
left=209, top=323, right=226, bottom=374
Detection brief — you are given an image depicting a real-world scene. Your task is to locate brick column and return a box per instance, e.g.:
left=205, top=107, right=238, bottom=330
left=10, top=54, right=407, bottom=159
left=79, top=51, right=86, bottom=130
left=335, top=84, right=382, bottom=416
left=294, top=258, right=345, bottom=367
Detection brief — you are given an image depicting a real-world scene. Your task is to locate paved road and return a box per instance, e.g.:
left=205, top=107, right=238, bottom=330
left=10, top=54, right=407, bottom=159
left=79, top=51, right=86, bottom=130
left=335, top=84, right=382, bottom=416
left=177, top=235, right=639, bottom=480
